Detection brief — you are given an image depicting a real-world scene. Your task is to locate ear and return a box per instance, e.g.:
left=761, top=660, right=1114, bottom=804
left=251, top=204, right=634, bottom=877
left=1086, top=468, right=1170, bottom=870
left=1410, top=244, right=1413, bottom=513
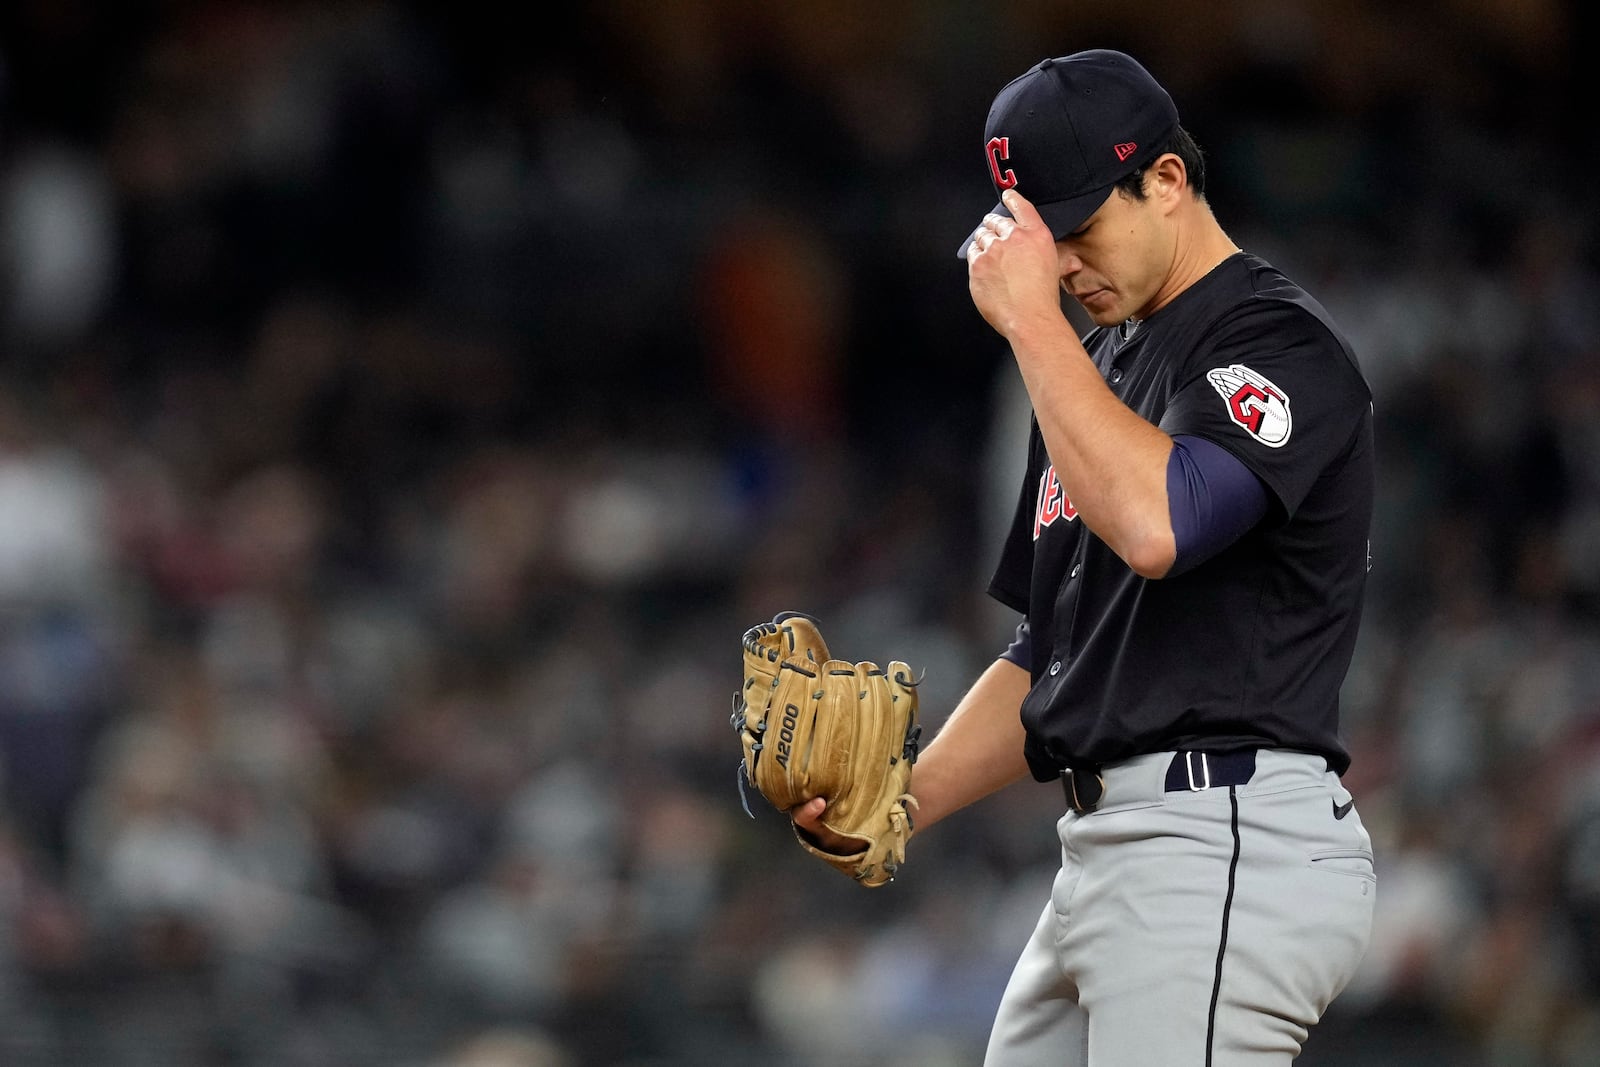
left=1149, top=153, right=1189, bottom=212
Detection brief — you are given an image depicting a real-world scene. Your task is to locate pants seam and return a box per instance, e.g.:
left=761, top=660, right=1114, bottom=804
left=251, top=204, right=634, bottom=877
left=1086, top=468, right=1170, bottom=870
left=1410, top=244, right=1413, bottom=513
left=1205, top=784, right=1241, bottom=1066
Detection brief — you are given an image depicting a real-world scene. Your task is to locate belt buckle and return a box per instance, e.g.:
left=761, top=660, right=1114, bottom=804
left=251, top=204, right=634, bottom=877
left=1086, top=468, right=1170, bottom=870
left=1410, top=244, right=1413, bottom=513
left=1062, top=766, right=1105, bottom=813
left=1184, top=751, right=1212, bottom=791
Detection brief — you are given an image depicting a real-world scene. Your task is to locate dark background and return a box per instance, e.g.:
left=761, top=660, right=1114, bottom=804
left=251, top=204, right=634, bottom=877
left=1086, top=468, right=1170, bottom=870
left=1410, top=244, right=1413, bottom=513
left=3, top=2, right=1599, bottom=1064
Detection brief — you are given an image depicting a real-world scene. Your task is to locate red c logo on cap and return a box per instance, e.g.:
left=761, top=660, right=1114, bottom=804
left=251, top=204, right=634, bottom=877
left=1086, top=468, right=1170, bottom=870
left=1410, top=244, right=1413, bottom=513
left=987, top=137, right=1017, bottom=190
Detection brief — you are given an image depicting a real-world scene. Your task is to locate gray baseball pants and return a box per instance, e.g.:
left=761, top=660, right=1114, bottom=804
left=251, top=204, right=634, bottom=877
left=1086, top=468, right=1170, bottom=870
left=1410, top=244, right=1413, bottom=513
left=984, top=748, right=1376, bottom=1066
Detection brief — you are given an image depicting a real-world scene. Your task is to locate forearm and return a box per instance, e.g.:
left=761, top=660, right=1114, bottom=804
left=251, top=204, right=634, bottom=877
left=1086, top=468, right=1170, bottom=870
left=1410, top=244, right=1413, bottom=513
left=910, top=657, right=1034, bottom=831
left=1007, top=315, right=1176, bottom=577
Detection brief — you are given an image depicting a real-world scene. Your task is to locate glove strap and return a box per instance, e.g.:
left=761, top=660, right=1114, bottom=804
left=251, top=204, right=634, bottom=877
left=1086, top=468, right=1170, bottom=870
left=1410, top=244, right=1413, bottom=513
left=735, top=763, right=756, bottom=819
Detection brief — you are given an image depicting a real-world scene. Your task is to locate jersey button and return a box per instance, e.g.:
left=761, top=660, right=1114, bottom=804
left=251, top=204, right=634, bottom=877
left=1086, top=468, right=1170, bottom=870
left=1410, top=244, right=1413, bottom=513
left=1109, top=368, right=1124, bottom=384
left=1049, top=661, right=1061, bottom=676
left=1070, top=563, right=1081, bottom=578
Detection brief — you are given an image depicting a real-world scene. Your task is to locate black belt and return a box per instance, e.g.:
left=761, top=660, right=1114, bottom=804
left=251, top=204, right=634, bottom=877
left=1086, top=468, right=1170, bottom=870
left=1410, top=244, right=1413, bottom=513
left=1061, top=749, right=1258, bottom=813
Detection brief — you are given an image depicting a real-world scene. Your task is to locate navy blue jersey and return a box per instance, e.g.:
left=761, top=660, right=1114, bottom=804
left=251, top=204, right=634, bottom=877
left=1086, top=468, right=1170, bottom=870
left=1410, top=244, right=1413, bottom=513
left=988, top=252, right=1374, bottom=780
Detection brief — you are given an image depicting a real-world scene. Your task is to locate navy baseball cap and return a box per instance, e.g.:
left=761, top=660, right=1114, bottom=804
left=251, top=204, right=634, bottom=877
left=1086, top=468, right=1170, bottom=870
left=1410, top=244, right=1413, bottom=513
left=957, top=50, right=1179, bottom=257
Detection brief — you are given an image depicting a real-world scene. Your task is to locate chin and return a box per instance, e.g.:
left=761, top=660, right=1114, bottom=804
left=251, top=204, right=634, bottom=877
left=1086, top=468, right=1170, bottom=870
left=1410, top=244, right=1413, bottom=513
left=1069, top=289, right=1127, bottom=327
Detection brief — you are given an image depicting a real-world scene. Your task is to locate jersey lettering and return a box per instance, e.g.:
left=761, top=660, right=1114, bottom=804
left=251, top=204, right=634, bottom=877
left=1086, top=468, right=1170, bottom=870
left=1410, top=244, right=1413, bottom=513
left=1206, top=364, right=1293, bottom=447
left=986, top=137, right=1017, bottom=190
left=1033, top=465, right=1078, bottom=539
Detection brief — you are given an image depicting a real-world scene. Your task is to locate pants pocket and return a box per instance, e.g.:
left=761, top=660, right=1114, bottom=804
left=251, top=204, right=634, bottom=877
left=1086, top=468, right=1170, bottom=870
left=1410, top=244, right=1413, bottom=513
left=1309, top=847, right=1376, bottom=882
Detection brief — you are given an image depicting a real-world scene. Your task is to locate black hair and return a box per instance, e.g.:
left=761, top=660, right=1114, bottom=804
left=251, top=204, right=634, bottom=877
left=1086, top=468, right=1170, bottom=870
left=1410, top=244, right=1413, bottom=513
left=1112, top=125, right=1206, bottom=201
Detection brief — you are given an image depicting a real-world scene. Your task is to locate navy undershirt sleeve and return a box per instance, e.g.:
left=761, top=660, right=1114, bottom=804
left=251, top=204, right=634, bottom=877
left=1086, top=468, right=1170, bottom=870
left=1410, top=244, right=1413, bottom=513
left=1000, top=618, right=1031, bottom=670
left=1166, top=434, right=1271, bottom=576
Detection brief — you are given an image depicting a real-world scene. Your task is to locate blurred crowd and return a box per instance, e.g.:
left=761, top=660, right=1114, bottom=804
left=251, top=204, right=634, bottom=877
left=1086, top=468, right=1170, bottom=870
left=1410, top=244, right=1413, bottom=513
left=2, top=2, right=1599, bottom=1065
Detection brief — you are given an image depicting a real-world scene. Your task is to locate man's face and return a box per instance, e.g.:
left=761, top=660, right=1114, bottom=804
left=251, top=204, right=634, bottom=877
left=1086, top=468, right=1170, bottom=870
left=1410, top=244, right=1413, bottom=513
left=1054, top=182, right=1171, bottom=327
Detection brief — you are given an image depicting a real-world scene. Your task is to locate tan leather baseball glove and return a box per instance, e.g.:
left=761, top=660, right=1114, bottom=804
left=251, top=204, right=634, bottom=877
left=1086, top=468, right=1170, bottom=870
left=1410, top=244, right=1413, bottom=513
left=732, top=612, right=922, bottom=887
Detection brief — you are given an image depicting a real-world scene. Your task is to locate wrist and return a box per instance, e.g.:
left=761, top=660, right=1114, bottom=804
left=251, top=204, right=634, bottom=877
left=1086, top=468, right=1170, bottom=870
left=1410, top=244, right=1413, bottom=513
left=1006, top=312, right=1083, bottom=362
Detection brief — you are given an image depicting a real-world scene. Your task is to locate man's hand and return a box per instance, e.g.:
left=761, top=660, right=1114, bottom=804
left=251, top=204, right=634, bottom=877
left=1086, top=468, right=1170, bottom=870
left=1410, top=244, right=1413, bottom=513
left=965, top=189, right=1066, bottom=338
left=792, top=797, right=869, bottom=856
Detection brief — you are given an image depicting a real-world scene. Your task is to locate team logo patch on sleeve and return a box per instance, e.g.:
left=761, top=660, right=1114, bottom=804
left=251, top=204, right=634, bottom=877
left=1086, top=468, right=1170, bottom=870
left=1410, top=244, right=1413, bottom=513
left=1206, top=364, right=1292, bottom=447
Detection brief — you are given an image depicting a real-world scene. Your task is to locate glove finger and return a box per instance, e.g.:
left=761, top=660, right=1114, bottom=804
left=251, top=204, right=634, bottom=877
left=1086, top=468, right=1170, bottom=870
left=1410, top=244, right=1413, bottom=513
left=743, top=610, right=831, bottom=669
left=771, top=610, right=831, bottom=664
left=804, top=658, right=865, bottom=805
left=756, top=654, right=828, bottom=809
left=737, top=611, right=830, bottom=743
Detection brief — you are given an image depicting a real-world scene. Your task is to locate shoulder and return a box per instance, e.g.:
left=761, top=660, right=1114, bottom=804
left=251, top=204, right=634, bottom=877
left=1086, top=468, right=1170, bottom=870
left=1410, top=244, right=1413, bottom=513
left=1194, top=255, right=1369, bottom=398
left=1239, top=256, right=1356, bottom=350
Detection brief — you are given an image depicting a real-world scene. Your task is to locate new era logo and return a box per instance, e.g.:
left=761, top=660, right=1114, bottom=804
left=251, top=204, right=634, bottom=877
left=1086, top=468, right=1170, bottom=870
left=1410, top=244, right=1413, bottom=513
left=1114, top=142, right=1137, bottom=161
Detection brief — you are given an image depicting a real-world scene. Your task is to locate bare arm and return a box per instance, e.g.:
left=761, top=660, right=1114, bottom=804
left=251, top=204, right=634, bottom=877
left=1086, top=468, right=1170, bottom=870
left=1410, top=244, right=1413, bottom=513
left=793, top=656, right=1034, bottom=845
left=906, top=656, right=1034, bottom=829
left=1006, top=314, right=1175, bottom=577
left=966, top=188, right=1176, bottom=577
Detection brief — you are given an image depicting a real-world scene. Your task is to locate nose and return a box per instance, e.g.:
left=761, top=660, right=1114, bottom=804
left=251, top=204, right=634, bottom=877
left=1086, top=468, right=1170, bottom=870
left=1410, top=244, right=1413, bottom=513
left=1056, top=245, right=1083, bottom=276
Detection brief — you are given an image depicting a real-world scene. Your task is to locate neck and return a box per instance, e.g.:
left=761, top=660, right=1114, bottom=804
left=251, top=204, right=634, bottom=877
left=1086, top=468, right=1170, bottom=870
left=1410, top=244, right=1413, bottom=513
left=1139, top=205, right=1240, bottom=320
